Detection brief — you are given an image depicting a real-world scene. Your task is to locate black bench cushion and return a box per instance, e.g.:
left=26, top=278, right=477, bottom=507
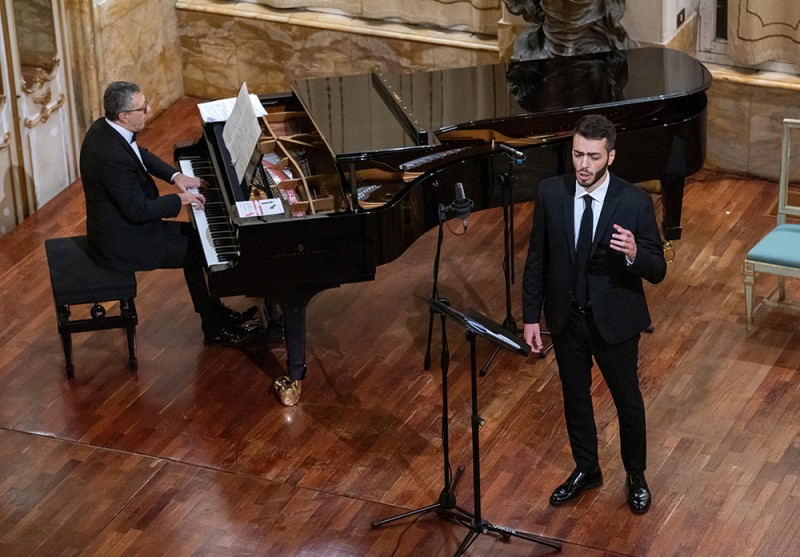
left=45, top=236, right=136, bottom=305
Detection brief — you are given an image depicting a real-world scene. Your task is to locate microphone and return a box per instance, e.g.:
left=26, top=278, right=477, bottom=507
left=451, top=182, right=473, bottom=230
left=498, top=143, right=526, bottom=161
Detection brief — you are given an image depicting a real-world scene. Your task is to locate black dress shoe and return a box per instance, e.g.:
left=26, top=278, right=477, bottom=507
left=627, top=473, right=651, bottom=514
left=221, top=305, right=259, bottom=326
left=204, top=324, right=261, bottom=347
left=549, top=468, right=603, bottom=506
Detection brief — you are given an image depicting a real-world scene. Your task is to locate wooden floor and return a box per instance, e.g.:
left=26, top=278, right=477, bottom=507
left=1, top=99, right=799, bottom=556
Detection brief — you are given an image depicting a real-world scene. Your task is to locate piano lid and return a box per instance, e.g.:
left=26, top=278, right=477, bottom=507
left=292, top=47, right=712, bottom=161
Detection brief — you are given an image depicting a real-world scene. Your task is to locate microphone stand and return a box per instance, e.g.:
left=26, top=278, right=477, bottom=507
left=480, top=152, right=551, bottom=377
left=425, top=183, right=471, bottom=370
left=423, top=203, right=449, bottom=371
left=372, top=302, right=471, bottom=531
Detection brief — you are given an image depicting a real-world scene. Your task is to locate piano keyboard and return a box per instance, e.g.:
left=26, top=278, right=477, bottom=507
left=179, top=158, right=240, bottom=269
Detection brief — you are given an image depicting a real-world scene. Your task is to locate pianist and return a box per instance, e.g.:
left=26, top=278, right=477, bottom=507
left=80, top=81, right=259, bottom=347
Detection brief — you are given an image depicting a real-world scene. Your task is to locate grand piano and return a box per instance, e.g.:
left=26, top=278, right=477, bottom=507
left=176, top=47, right=712, bottom=404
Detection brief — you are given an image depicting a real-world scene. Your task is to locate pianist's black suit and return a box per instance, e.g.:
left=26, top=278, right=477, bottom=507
left=522, top=172, right=666, bottom=474
left=81, top=118, right=185, bottom=270
left=80, top=118, right=217, bottom=332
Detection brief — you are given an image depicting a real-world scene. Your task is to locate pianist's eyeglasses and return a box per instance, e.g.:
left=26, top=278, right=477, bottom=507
left=121, top=100, right=149, bottom=114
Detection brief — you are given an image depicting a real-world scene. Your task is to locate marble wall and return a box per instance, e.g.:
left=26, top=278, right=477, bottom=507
left=176, top=0, right=498, bottom=99
left=66, top=0, right=185, bottom=131
left=705, top=67, right=800, bottom=182
left=239, top=0, right=501, bottom=35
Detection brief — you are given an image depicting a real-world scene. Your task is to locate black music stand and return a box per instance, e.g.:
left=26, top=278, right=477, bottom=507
left=373, top=297, right=562, bottom=556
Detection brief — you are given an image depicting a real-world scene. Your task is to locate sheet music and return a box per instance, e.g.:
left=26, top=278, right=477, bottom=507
left=462, top=313, right=521, bottom=350
left=198, top=94, right=266, bottom=123
left=222, top=83, right=263, bottom=186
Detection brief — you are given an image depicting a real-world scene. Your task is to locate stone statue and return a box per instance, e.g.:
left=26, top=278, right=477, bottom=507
left=505, top=0, right=637, bottom=60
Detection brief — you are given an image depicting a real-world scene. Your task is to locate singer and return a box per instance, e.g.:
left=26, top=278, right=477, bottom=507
left=521, top=114, right=666, bottom=515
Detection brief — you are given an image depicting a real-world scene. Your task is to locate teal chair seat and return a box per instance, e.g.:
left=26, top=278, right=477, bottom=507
left=747, top=224, right=800, bottom=266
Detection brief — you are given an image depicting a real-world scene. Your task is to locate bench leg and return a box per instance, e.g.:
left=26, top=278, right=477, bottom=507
left=120, top=298, right=138, bottom=372
left=126, top=325, right=137, bottom=372
left=55, top=304, right=75, bottom=379
left=60, top=332, right=75, bottom=379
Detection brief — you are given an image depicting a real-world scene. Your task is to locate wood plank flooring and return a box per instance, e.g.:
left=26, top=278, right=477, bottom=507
left=0, top=98, right=798, bottom=556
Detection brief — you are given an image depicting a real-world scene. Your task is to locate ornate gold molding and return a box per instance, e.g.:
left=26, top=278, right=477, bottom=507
left=33, top=89, right=52, bottom=106
left=23, top=93, right=65, bottom=128
left=21, top=56, right=60, bottom=94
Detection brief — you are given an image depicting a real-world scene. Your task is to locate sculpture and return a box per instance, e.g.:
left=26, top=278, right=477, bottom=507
left=505, top=0, right=637, bottom=60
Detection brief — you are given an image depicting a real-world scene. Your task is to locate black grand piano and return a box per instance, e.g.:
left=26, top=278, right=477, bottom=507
left=175, top=47, right=711, bottom=404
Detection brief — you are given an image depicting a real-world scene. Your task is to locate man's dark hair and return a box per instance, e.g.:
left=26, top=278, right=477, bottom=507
left=574, top=114, right=616, bottom=151
left=104, top=81, right=140, bottom=121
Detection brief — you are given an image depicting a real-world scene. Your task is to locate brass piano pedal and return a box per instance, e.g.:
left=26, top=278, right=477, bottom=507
left=274, top=376, right=302, bottom=406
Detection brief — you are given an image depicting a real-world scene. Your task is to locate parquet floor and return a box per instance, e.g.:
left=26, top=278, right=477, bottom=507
left=0, top=99, right=798, bottom=556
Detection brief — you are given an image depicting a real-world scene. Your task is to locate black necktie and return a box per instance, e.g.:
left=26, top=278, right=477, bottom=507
left=574, top=194, right=593, bottom=307
left=130, top=132, right=137, bottom=144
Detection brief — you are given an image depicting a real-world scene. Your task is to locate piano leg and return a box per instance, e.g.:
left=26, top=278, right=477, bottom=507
left=271, top=289, right=319, bottom=406
left=659, top=175, right=685, bottom=242
left=284, top=300, right=309, bottom=382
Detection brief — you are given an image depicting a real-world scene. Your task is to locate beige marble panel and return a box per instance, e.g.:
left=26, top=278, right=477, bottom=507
left=93, top=0, right=139, bottom=27
left=227, top=0, right=500, bottom=34
left=361, top=0, right=501, bottom=35
left=748, top=87, right=800, bottom=181
left=94, top=0, right=184, bottom=116
left=235, top=19, right=357, bottom=95
left=705, top=79, right=751, bottom=176
left=178, top=3, right=499, bottom=99
left=180, top=11, right=241, bottom=99
left=705, top=64, right=800, bottom=182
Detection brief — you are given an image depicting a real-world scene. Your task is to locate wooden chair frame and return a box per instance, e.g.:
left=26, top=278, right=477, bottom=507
left=744, top=118, right=800, bottom=332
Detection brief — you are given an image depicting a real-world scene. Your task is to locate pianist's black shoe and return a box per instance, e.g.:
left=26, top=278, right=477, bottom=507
left=221, top=305, right=259, bottom=327
left=549, top=468, right=603, bottom=506
left=204, top=324, right=260, bottom=347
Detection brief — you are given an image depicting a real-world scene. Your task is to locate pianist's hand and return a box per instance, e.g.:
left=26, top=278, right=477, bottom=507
left=172, top=172, right=202, bottom=193
left=179, top=191, right=205, bottom=211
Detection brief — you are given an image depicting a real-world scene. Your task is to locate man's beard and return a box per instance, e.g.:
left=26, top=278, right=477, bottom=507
left=577, top=163, right=609, bottom=189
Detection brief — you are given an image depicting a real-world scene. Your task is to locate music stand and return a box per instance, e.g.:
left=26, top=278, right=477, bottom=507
left=373, top=296, right=562, bottom=556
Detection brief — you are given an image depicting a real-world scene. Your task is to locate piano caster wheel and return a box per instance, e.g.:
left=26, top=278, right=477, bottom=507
left=129, top=358, right=138, bottom=372
left=663, top=240, right=675, bottom=263
left=274, top=376, right=302, bottom=406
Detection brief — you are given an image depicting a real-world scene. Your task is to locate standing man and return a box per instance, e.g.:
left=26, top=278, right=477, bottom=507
left=80, top=81, right=258, bottom=346
left=522, top=114, right=666, bottom=514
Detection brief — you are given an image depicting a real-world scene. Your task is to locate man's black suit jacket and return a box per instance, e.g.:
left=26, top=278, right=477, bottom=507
left=522, top=173, right=667, bottom=345
left=80, top=118, right=182, bottom=272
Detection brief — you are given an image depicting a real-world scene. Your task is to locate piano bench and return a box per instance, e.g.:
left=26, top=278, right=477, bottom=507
left=44, top=236, right=138, bottom=379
